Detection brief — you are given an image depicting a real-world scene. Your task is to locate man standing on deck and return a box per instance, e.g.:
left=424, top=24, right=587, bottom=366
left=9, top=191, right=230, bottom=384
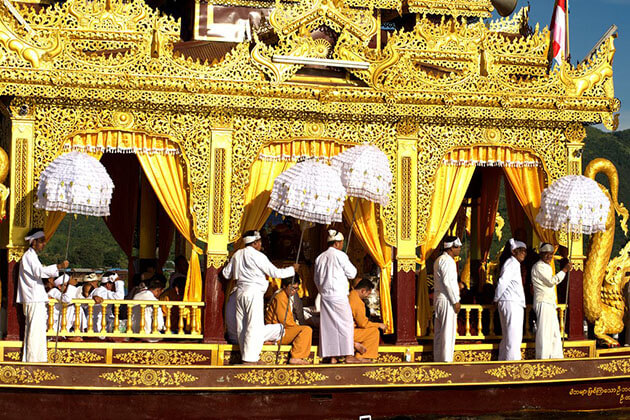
left=314, top=229, right=362, bottom=364
left=17, top=228, right=69, bottom=362
left=222, top=230, right=298, bottom=364
left=432, top=236, right=462, bottom=363
left=531, top=243, right=571, bottom=359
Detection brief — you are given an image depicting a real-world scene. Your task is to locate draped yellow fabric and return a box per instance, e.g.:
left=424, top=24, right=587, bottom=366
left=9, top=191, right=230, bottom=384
left=343, top=198, right=394, bottom=334
left=502, top=161, right=557, bottom=245
left=63, top=129, right=178, bottom=155
left=136, top=153, right=202, bottom=302
left=44, top=211, right=66, bottom=242
left=417, top=157, right=475, bottom=335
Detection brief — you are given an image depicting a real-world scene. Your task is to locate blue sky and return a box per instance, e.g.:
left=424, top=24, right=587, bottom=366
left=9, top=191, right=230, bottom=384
left=495, top=0, right=630, bottom=131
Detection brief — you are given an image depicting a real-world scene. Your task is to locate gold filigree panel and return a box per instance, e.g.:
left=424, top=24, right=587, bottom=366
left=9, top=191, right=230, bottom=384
left=234, top=368, right=327, bottom=386
left=114, top=349, right=209, bottom=365
left=416, top=123, right=568, bottom=246
left=484, top=363, right=567, bottom=380
left=598, top=359, right=630, bottom=374
left=30, top=102, right=216, bottom=239
left=363, top=366, right=451, bottom=384
left=0, top=365, right=58, bottom=384
left=229, top=117, right=398, bottom=245
left=99, top=368, right=199, bottom=386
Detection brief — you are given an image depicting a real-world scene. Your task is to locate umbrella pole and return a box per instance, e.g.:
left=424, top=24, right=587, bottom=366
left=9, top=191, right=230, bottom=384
left=55, top=216, right=73, bottom=357
left=562, top=228, right=572, bottom=344
left=344, top=199, right=359, bottom=253
left=276, top=226, right=306, bottom=364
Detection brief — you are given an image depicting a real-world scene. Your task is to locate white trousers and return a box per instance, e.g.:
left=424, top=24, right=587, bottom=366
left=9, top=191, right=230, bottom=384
left=22, top=302, right=47, bottom=363
left=433, top=298, right=457, bottom=362
left=319, top=296, right=354, bottom=358
left=498, top=300, right=524, bottom=361
left=535, top=301, right=563, bottom=359
left=235, top=288, right=266, bottom=362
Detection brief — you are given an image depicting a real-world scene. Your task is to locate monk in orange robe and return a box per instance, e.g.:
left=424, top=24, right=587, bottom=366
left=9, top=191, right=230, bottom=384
left=349, top=279, right=386, bottom=361
left=265, top=276, right=313, bottom=365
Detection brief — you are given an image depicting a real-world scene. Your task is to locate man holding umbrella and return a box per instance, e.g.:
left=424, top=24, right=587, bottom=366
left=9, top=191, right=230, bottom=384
left=314, top=229, right=362, bottom=364
left=222, top=230, right=298, bottom=365
left=17, top=228, right=69, bottom=362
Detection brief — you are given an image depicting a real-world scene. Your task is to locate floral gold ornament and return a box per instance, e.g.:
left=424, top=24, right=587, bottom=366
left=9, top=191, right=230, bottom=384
left=484, top=363, right=567, bottom=380
left=234, top=369, right=328, bottom=386
left=99, top=369, right=199, bottom=386
left=114, top=349, right=209, bottom=365
left=47, top=349, right=103, bottom=364
left=0, top=366, right=58, bottom=384
left=598, top=359, right=630, bottom=375
left=363, top=366, right=450, bottom=384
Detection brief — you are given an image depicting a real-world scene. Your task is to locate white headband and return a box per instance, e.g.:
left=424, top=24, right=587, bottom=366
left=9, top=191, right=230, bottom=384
left=243, top=231, right=261, bottom=245
left=84, top=273, right=98, bottom=283
left=444, top=237, right=462, bottom=249
left=539, top=243, right=554, bottom=253
left=54, top=274, right=69, bottom=287
left=327, top=229, right=344, bottom=242
left=509, top=238, right=527, bottom=251
left=25, top=230, right=45, bottom=243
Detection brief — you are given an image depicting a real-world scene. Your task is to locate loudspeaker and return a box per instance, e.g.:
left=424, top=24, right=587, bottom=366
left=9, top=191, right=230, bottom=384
left=491, top=0, right=518, bottom=17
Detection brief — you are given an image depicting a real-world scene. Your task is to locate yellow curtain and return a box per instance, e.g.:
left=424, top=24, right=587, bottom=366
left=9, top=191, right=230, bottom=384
left=63, top=129, right=177, bottom=155
left=344, top=198, right=394, bottom=334
left=44, top=211, right=66, bottom=242
left=502, top=159, right=557, bottom=246
left=417, top=157, right=475, bottom=335
left=136, top=153, right=202, bottom=302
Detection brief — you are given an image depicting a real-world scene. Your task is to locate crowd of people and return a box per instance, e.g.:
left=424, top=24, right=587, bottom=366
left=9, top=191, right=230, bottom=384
left=222, top=229, right=385, bottom=365
left=18, top=228, right=189, bottom=362
left=19, top=224, right=572, bottom=366
left=432, top=235, right=571, bottom=363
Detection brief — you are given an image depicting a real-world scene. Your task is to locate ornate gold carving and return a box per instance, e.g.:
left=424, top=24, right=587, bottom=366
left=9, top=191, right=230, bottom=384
left=363, top=366, right=450, bottom=384
left=563, top=348, right=588, bottom=359
left=0, top=365, right=58, bottom=384
left=234, top=368, right=328, bottom=386
left=4, top=351, right=20, bottom=361
left=99, top=368, right=199, bottom=386
left=584, top=160, right=630, bottom=347
left=112, top=111, right=134, bottom=129
left=598, top=359, right=630, bottom=374
left=484, top=363, right=567, bottom=380
left=565, top=123, right=587, bottom=144
left=375, top=353, right=403, bottom=363
left=8, top=247, right=26, bottom=262
left=14, top=136, right=29, bottom=227
left=407, top=0, right=493, bottom=17
left=397, top=257, right=416, bottom=273
left=212, top=148, right=226, bottom=235
left=207, top=253, right=228, bottom=269
left=559, top=37, right=616, bottom=99
left=114, top=349, right=209, bottom=365
left=453, top=350, right=492, bottom=362
left=48, top=349, right=103, bottom=364
left=482, top=128, right=501, bottom=144
left=400, top=156, right=412, bottom=241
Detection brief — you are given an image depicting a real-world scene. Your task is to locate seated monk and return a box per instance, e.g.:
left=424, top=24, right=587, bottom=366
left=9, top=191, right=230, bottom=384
left=349, top=279, right=386, bottom=362
left=265, top=275, right=313, bottom=365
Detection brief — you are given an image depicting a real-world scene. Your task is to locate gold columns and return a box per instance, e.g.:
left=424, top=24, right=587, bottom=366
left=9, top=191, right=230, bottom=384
left=207, top=127, right=232, bottom=268
left=565, top=123, right=587, bottom=269
left=6, top=100, right=35, bottom=261
left=396, top=136, right=418, bottom=271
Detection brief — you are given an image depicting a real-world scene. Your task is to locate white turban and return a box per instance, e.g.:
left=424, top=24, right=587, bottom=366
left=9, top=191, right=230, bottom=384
left=54, top=274, right=69, bottom=287
left=327, top=229, right=344, bottom=242
left=443, top=237, right=462, bottom=249
left=101, top=273, right=119, bottom=283
left=539, top=243, right=554, bottom=253
left=509, top=238, right=527, bottom=251
left=24, top=230, right=45, bottom=244
left=243, top=231, right=261, bottom=245
left=83, top=273, right=98, bottom=283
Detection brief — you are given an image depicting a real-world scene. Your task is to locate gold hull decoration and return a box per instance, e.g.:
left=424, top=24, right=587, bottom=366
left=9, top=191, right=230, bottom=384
left=0, top=365, right=58, bottom=384
left=99, top=368, right=199, bottom=387
left=363, top=366, right=451, bottom=384
left=484, top=363, right=567, bottom=381
left=583, top=159, right=630, bottom=347
left=564, top=348, right=589, bottom=359
left=453, top=350, right=492, bottom=363
left=113, top=349, right=209, bottom=365
left=234, top=368, right=328, bottom=386
left=598, top=359, right=630, bottom=375
left=8, top=349, right=104, bottom=364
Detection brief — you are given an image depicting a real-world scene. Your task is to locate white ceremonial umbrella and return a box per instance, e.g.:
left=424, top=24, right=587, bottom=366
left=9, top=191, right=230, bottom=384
left=268, top=158, right=346, bottom=361
left=331, top=144, right=392, bottom=250
left=34, top=151, right=114, bottom=353
left=536, top=175, right=611, bottom=341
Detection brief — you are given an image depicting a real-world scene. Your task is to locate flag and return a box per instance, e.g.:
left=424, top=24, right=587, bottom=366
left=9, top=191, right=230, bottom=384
left=550, top=0, right=568, bottom=67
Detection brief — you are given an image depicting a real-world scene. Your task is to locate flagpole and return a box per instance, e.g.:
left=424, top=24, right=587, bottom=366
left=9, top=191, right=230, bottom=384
left=565, top=0, right=570, bottom=62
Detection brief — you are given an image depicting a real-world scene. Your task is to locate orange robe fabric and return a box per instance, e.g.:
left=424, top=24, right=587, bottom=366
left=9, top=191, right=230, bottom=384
left=265, top=291, right=313, bottom=359
left=349, top=289, right=380, bottom=360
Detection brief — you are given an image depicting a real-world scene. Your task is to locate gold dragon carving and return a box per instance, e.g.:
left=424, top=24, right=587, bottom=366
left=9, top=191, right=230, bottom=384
left=583, top=158, right=630, bottom=347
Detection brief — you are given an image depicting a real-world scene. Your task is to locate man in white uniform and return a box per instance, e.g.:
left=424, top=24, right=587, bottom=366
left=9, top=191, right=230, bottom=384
left=222, top=230, right=297, bottom=364
left=131, top=280, right=165, bottom=341
left=224, top=289, right=283, bottom=346
left=495, top=238, right=527, bottom=361
left=17, top=229, right=69, bottom=362
left=433, top=235, right=462, bottom=362
left=314, top=229, right=361, bottom=364
left=531, top=243, right=571, bottom=359
left=47, top=274, right=78, bottom=335
left=92, top=272, right=125, bottom=333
